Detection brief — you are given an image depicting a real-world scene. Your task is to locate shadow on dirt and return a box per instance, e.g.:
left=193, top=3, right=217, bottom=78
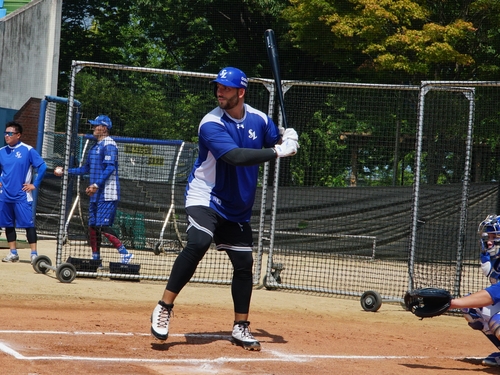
left=151, top=328, right=287, bottom=351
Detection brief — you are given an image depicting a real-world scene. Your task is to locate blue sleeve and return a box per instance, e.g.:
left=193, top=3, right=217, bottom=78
left=68, top=165, right=90, bottom=175
left=95, top=164, right=115, bottom=187
left=485, top=283, right=500, bottom=305
left=68, top=154, right=91, bottom=176
left=94, top=143, right=118, bottom=186
left=199, top=122, right=238, bottom=160
left=33, top=162, right=47, bottom=188
left=29, top=148, right=47, bottom=188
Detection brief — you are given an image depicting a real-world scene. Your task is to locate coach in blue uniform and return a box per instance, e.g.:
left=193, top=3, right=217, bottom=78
left=0, top=121, right=47, bottom=263
left=55, top=115, right=133, bottom=264
left=151, top=67, right=299, bottom=351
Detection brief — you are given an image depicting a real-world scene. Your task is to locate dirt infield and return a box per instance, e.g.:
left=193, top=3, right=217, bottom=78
left=0, top=240, right=498, bottom=374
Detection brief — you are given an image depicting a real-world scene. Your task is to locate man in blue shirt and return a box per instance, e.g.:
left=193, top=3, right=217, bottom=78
left=151, top=67, right=299, bottom=351
left=0, top=121, right=47, bottom=263
left=55, top=115, right=133, bottom=264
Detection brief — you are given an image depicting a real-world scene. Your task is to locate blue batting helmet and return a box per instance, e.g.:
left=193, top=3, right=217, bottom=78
left=211, top=67, right=248, bottom=89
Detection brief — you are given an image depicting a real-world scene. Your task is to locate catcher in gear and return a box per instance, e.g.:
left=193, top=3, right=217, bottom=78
left=448, top=286, right=500, bottom=367
left=408, top=215, right=500, bottom=367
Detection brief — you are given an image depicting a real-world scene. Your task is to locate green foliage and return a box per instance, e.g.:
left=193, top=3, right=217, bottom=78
left=74, top=71, right=214, bottom=140
left=60, top=0, right=500, bottom=84
left=57, top=0, right=500, bottom=188
left=283, top=0, right=496, bottom=82
left=292, top=94, right=354, bottom=187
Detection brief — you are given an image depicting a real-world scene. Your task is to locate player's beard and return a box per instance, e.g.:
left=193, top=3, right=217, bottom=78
left=218, top=91, right=240, bottom=111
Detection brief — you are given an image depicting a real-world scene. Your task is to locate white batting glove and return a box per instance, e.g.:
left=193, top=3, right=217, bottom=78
left=282, top=128, right=298, bottom=142
left=274, top=139, right=299, bottom=158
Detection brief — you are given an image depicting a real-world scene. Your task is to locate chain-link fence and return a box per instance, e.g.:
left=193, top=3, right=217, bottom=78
left=35, top=62, right=500, bottom=305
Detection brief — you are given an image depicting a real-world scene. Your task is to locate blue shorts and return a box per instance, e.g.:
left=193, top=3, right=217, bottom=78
left=0, top=200, right=34, bottom=228
left=88, top=201, right=117, bottom=227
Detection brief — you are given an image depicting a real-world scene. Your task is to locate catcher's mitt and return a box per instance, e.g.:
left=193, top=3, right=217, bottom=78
left=404, top=287, right=452, bottom=318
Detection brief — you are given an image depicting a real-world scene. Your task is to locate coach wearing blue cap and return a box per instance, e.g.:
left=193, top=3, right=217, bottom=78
left=54, top=115, right=133, bottom=265
left=89, top=114, right=113, bottom=128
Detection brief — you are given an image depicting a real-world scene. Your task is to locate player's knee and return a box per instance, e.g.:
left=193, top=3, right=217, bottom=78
left=181, top=241, right=211, bottom=264
left=182, top=227, right=212, bottom=262
left=89, top=226, right=99, bottom=234
left=233, top=267, right=253, bottom=280
left=231, top=253, right=253, bottom=279
left=101, top=226, right=117, bottom=237
left=463, top=308, right=484, bottom=330
left=489, top=313, right=500, bottom=339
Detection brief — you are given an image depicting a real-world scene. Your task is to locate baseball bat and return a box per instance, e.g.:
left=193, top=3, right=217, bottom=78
left=265, top=29, right=288, bottom=129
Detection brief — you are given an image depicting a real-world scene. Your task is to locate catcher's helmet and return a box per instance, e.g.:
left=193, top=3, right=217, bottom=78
left=211, top=67, right=248, bottom=89
left=478, top=214, right=500, bottom=258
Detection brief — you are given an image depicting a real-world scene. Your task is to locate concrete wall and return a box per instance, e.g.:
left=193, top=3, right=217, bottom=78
left=0, top=0, right=61, bottom=132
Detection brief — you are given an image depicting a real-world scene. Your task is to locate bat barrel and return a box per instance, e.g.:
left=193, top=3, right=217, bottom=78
left=265, top=29, right=288, bottom=129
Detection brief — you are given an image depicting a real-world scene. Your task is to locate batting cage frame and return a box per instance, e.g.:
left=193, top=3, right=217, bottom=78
left=34, top=61, right=500, bottom=308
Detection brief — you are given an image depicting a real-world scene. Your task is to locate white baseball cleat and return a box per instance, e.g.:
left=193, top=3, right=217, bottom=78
left=151, top=301, right=174, bottom=341
left=231, top=320, right=261, bottom=351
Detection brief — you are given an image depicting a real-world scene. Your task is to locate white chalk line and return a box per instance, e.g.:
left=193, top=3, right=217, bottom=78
left=0, top=330, right=477, bottom=364
left=0, top=330, right=229, bottom=340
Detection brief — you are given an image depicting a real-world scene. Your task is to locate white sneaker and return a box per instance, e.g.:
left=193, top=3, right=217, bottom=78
left=120, top=253, right=134, bottom=264
left=231, top=321, right=261, bottom=351
left=31, top=254, right=38, bottom=264
left=2, top=253, right=19, bottom=263
left=151, top=301, right=173, bottom=341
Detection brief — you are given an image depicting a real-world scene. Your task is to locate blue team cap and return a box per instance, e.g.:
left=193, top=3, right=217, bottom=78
left=89, top=115, right=112, bottom=129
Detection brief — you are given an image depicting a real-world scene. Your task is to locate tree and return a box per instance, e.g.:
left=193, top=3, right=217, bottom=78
left=57, top=0, right=335, bottom=140
left=282, top=0, right=495, bottom=82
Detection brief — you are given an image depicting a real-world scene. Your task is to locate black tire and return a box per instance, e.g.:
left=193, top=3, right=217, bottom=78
left=360, top=290, right=382, bottom=312
left=33, top=255, right=52, bottom=274
left=263, top=275, right=275, bottom=290
left=263, top=275, right=280, bottom=291
left=56, top=263, right=77, bottom=283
